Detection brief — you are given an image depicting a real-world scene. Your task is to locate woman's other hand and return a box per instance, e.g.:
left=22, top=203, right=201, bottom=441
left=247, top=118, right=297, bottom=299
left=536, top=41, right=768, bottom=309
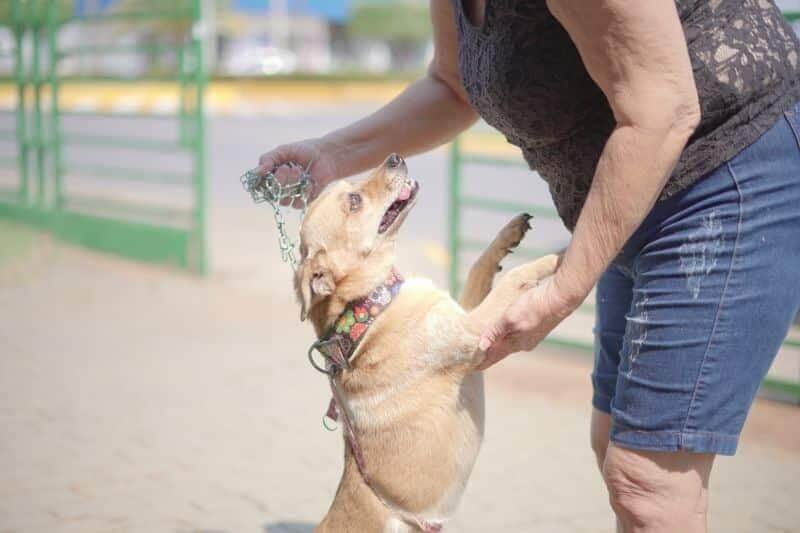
left=476, top=276, right=582, bottom=370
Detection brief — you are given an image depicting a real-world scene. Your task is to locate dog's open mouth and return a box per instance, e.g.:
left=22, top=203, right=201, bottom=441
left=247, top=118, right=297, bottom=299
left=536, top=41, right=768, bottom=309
left=378, top=179, right=419, bottom=234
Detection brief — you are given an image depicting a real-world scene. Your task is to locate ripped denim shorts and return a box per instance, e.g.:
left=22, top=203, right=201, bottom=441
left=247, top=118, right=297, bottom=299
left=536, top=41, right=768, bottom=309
left=592, top=102, right=800, bottom=455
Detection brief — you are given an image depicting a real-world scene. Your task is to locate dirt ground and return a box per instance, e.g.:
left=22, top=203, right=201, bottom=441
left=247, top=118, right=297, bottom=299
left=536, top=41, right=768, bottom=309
left=1, top=214, right=799, bottom=533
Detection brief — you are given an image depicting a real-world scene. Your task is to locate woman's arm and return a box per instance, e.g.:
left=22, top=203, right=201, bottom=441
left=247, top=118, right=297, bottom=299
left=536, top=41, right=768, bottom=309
left=478, top=0, right=701, bottom=365
left=547, top=0, right=701, bottom=304
left=258, top=0, right=478, bottom=188
left=323, top=0, right=478, bottom=177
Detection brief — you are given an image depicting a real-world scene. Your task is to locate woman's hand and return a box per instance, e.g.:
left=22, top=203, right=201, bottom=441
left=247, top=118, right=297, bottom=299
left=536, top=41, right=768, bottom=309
left=476, top=276, right=582, bottom=370
left=256, top=138, right=341, bottom=207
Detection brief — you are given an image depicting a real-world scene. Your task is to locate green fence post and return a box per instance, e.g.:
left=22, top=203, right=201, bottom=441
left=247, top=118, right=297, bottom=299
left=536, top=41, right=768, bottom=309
left=177, top=43, right=190, bottom=147
left=12, top=0, right=29, bottom=203
left=31, top=1, right=46, bottom=207
left=191, top=0, right=208, bottom=275
left=448, top=138, right=462, bottom=297
left=47, top=0, right=63, bottom=208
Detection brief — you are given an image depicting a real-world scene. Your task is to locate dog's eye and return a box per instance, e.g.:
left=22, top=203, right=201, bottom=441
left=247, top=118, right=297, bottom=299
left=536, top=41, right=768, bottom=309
left=348, top=193, right=362, bottom=212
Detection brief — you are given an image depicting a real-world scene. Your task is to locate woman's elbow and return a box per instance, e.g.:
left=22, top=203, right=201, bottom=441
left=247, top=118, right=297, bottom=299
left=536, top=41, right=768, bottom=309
left=673, top=96, right=701, bottom=137
left=626, top=100, right=701, bottom=143
left=614, top=87, right=701, bottom=139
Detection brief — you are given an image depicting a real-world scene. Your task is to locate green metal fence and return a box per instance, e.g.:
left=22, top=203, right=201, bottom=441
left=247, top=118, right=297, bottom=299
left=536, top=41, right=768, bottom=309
left=0, top=0, right=208, bottom=274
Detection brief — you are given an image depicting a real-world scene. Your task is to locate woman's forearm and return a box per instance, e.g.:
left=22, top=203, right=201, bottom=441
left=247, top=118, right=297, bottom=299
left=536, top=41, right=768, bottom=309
left=554, top=120, right=697, bottom=305
left=544, top=0, right=702, bottom=306
left=321, top=72, right=479, bottom=179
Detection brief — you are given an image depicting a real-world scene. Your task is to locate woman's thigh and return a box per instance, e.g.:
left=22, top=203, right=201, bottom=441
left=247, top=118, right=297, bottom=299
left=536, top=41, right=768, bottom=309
left=596, top=106, right=800, bottom=455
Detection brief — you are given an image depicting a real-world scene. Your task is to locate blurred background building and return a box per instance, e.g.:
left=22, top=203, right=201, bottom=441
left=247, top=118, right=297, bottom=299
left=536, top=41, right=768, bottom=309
left=0, top=0, right=433, bottom=79
left=5, top=0, right=800, bottom=80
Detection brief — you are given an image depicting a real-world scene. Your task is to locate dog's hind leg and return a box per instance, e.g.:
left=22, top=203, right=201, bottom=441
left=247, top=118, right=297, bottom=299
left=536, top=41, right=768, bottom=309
left=459, top=213, right=533, bottom=311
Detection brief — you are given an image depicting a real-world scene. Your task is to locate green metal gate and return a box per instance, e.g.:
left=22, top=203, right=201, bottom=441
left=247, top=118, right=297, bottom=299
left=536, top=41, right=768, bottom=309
left=448, top=13, right=800, bottom=402
left=0, top=0, right=207, bottom=274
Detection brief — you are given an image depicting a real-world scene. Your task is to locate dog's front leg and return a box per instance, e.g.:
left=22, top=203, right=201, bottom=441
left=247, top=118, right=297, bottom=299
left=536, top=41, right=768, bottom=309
left=459, top=214, right=533, bottom=311
left=462, top=253, right=561, bottom=356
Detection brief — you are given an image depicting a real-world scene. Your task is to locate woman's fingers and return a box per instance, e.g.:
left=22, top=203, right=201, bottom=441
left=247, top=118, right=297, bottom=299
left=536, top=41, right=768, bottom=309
left=477, top=308, right=545, bottom=370
left=476, top=280, right=580, bottom=371
left=478, top=330, right=538, bottom=370
left=477, top=340, right=505, bottom=370
left=257, top=145, right=301, bottom=177
left=256, top=148, right=281, bottom=176
left=477, top=333, right=521, bottom=370
left=478, top=315, right=510, bottom=352
left=253, top=157, right=308, bottom=207
left=477, top=316, right=514, bottom=370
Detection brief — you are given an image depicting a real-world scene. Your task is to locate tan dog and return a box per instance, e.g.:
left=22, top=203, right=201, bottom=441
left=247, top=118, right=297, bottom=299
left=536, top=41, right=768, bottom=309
left=295, top=154, right=559, bottom=532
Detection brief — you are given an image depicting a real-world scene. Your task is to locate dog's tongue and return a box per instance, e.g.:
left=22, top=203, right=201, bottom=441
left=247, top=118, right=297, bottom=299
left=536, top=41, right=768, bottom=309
left=398, top=182, right=412, bottom=201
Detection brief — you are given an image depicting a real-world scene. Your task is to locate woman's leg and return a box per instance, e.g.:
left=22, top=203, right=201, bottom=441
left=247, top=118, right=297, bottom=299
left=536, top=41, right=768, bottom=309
left=603, top=444, right=714, bottom=533
left=591, top=265, right=634, bottom=533
left=599, top=107, right=800, bottom=532
left=590, top=408, right=613, bottom=471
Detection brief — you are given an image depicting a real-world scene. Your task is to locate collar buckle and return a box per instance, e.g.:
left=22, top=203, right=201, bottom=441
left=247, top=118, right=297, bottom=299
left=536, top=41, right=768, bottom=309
left=307, top=337, right=351, bottom=375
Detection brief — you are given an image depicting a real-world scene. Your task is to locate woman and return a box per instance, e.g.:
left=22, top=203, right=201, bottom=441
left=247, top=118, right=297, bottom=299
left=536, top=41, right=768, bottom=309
left=258, top=1, right=800, bottom=530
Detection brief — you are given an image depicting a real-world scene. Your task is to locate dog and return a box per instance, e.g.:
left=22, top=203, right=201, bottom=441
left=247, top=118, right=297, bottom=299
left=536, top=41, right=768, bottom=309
left=294, top=153, right=560, bottom=532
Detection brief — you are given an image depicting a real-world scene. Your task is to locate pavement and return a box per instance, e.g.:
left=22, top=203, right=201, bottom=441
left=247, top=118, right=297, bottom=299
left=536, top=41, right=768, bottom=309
left=1, top=211, right=799, bottom=533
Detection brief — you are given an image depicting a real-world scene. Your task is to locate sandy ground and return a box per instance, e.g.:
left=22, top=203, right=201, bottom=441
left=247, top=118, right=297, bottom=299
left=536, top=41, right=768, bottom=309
left=0, top=212, right=798, bottom=533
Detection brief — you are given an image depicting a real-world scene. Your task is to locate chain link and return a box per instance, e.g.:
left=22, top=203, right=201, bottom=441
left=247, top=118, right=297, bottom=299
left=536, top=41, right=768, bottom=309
left=240, top=161, right=314, bottom=271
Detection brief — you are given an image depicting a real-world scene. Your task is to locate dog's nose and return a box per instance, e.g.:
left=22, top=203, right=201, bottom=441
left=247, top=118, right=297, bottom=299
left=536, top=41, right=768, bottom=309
left=387, top=153, right=404, bottom=169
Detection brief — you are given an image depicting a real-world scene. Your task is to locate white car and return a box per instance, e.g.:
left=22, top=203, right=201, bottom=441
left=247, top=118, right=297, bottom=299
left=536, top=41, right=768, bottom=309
left=220, top=41, right=297, bottom=76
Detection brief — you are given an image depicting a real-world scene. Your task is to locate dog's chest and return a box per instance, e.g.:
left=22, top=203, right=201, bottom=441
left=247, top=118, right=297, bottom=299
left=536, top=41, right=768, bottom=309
left=347, top=282, right=484, bottom=522
left=347, top=284, right=476, bottom=420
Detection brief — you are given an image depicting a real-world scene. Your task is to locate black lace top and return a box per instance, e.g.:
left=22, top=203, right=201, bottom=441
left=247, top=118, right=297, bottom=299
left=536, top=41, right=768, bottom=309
left=452, top=0, right=800, bottom=230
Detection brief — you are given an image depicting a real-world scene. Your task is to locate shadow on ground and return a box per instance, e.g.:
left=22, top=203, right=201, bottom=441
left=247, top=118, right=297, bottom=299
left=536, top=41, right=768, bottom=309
left=264, top=522, right=315, bottom=533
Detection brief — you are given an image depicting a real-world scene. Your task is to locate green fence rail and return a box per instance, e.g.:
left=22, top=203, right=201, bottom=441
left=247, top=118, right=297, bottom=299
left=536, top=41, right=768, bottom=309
left=448, top=9, right=800, bottom=402
left=0, top=0, right=208, bottom=274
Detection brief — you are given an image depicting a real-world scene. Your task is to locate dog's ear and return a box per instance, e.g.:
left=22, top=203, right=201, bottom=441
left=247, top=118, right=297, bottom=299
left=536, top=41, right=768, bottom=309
left=295, top=256, right=335, bottom=321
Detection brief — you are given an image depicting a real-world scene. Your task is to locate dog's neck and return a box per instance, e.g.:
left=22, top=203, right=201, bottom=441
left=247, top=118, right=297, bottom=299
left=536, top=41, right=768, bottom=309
left=308, top=259, right=397, bottom=338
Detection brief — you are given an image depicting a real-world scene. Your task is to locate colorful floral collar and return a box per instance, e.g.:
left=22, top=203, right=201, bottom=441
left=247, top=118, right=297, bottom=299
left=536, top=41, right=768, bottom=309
left=307, top=269, right=404, bottom=375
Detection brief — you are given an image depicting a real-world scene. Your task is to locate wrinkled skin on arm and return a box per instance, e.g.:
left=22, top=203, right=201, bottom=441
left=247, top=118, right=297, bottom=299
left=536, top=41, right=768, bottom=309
left=479, top=0, right=701, bottom=367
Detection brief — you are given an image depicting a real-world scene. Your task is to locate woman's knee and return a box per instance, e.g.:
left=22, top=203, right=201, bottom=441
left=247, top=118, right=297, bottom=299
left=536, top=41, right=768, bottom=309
left=602, top=443, right=714, bottom=532
left=602, top=454, right=667, bottom=529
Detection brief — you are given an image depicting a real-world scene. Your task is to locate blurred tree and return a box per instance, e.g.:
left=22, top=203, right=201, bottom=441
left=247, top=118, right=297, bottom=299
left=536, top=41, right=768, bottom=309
left=347, top=3, right=431, bottom=43
left=347, top=2, right=431, bottom=71
left=107, top=0, right=233, bottom=42
left=111, top=0, right=194, bottom=33
left=108, top=0, right=234, bottom=76
left=0, top=0, right=73, bottom=28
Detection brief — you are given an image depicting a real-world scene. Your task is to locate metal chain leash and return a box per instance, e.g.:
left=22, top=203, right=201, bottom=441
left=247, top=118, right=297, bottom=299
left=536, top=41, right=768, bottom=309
left=240, top=161, right=314, bottom=271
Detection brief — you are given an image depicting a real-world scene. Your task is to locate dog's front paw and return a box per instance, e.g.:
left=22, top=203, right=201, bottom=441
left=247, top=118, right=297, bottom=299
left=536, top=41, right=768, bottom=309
left=497, top=213, right=533, bottom=254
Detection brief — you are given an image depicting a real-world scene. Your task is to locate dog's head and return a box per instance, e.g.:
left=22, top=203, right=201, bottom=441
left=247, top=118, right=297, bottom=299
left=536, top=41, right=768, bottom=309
left=294, top=153, right=419, bottom=325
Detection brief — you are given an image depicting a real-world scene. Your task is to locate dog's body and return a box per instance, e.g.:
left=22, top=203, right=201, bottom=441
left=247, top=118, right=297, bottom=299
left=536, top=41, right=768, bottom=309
left=294, top=155, right=559, bottom=532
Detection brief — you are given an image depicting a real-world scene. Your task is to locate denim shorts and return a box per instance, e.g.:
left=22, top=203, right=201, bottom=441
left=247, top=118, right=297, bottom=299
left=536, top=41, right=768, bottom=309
left=592, top=102, right=800, bottom=456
